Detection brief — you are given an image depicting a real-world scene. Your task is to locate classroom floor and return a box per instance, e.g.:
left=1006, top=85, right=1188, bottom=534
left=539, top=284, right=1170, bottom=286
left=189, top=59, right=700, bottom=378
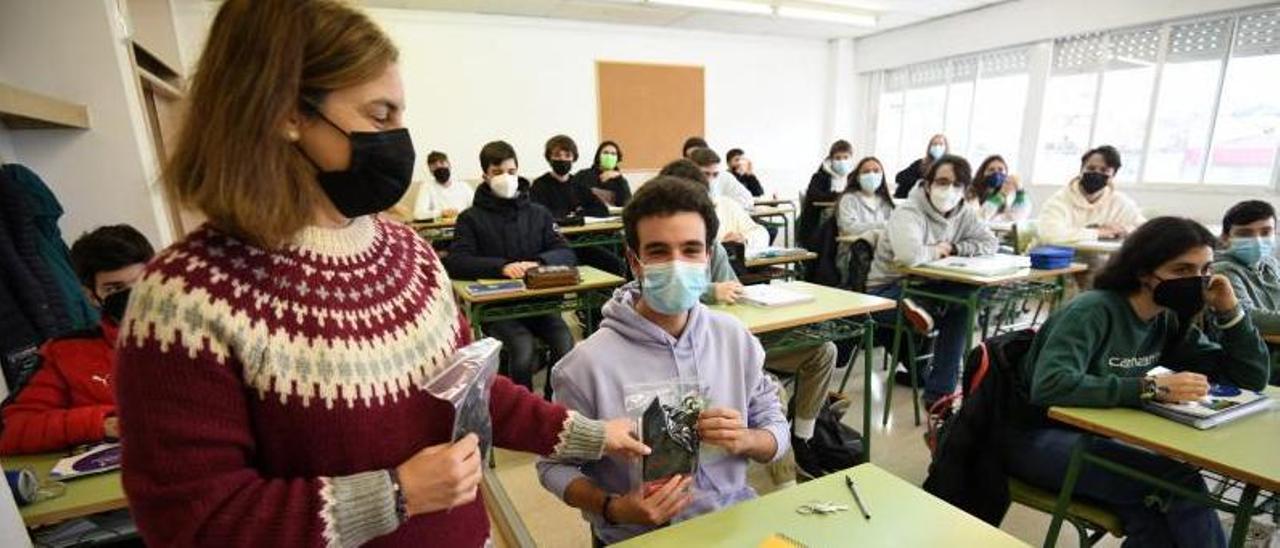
left=490, top=344, right=1128, bottom=548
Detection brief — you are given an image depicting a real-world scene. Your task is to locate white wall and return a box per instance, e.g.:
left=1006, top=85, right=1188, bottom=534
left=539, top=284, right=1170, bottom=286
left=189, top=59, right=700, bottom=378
left=852, top=0, right=1280, bottom=223
left=0, top=0, right=169, bottom=246
left=0, top=122, right=17, bottom=163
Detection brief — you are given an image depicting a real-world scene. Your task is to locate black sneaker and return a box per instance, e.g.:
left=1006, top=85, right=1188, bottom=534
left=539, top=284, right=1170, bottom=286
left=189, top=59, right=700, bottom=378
left=791, top=436, right=826, bottom=480
left=893, top=367, right=925, bottom=388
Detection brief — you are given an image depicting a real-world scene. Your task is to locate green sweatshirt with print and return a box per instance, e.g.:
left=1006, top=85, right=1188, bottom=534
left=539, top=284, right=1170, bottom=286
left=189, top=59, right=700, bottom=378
left=1021, top=290, right=1270, bottom=408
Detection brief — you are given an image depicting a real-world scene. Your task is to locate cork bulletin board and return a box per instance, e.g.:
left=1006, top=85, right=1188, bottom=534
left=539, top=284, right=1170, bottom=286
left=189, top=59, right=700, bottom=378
left=596, top=61, right=705, bottom=170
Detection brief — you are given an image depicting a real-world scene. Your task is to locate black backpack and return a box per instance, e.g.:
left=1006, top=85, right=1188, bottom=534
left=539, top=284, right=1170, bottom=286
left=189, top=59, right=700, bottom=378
left=805, top=394, right=866, bottom=476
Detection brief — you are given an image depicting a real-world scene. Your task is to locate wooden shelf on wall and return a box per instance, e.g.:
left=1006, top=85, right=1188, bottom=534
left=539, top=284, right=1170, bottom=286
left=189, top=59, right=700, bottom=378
left=0, top=82, right=90, bottom=130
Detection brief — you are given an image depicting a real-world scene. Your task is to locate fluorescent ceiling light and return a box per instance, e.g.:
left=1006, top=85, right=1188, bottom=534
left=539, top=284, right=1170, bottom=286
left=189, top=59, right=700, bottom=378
left=647, top=0, right=773, bottom=16
left=802, top=0, right=887, bottom=10
left=776, top=4, right=877, bottom=26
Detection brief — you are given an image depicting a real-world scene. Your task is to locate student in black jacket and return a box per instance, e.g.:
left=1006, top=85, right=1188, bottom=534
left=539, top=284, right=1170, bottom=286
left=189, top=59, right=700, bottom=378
left=530, top=134, right=607, bottom=219
left=571, top=141, right=631, bottom=207
left=797, top=140, right=853, bottom=251
left=725, top=148, right=764, bottom=197
left=443, top=141, right=576, bottom=394
left=894, top=134, right=948, bottom=199
left=530, top=135, right=624, bottom=276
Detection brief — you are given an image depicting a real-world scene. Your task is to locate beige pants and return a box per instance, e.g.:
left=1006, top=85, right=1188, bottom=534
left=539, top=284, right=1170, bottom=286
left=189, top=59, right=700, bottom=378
left=765, top=342, right=837, bottom=422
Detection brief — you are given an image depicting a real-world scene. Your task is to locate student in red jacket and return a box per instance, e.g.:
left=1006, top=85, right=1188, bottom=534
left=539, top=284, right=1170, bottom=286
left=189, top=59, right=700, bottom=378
left=1, top=224, right=154, bottom=455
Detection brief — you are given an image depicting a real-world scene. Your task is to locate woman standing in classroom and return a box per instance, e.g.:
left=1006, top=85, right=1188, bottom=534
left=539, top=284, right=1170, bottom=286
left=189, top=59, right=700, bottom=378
left=113, top=2, right=645, bottom=546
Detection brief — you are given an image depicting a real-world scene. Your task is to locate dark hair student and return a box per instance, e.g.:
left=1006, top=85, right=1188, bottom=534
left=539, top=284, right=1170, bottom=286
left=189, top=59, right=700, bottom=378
left=622, top=176, right=719, bottom=253
left=1094, top=217, right=1218, bottom=293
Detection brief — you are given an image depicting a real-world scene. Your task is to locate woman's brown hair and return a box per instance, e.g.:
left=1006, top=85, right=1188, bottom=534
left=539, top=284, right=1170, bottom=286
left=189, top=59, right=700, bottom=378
left=165, top=0, right=398, bottom=248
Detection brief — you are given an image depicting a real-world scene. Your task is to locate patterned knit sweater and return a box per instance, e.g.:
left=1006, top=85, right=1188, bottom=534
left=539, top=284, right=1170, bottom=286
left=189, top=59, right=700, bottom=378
left=115, top=216, right=604, bottom=547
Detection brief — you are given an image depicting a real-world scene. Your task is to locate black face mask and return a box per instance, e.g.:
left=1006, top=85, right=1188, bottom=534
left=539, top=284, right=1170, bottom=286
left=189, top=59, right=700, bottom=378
left=100, top=289, right=131, bottom=324
left=304, top=112, right=416, bottom=218
left=431, top=167, right=451, bottom=184
left=1152, top=275, right=1209, bottom=320
left=1080, top=171, right=1109, bottom=195
left=550, top=160, right=573, bottom=177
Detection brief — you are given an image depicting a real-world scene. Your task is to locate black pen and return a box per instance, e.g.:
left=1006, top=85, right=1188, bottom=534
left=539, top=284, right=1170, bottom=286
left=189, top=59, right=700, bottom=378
left=845, top=475, right=870, bottom=520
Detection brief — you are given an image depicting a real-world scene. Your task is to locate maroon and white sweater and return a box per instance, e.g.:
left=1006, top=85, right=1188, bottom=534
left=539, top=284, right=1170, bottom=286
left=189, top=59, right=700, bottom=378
left=115, top=216, right=604, bottom=547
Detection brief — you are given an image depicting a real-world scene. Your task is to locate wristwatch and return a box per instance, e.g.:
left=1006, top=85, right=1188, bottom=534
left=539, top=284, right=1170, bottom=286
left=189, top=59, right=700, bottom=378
left=1140, top=375, right=1159, bottom=401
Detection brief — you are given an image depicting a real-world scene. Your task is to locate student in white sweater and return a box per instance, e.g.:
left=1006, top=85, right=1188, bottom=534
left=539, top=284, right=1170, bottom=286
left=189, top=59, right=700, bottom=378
left=682, top=136, right=754, bottom=211
left=1037, top=145, right=1145, bottom=244
left=412, top=150, right=475, bottom=220
left=688, top=147, right=770, bottom=251
left=836, top=157, right=895, bottom=285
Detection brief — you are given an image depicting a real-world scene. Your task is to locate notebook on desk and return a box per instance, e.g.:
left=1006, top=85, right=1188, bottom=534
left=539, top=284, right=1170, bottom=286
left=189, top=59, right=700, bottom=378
left=739, top=285, right=814, bottom=308
left=465, top=280, right=526, bottom=296
left=924, top=254, right=1030, bottom=277
left=1141, top=367, right=1272, bottom=429
left=747, top=247, right=809, bottom=260
left=50, top=443, right=121, bottom=480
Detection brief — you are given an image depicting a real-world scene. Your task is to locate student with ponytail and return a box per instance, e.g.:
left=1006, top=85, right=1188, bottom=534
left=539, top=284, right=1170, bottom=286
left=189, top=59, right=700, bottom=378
left=115, top=2, right=645, bottom=546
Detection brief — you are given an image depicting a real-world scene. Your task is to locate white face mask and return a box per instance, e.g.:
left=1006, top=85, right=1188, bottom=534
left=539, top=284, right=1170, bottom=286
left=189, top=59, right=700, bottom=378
left=488, top=173, right=519, bottom=199
left=832, top=159, right=854, bottom=176
left=857, top=172, right=882, bottom=194
left=928, top=184, right=962, bottom=213
left=928, top=144, right=946, bottom=160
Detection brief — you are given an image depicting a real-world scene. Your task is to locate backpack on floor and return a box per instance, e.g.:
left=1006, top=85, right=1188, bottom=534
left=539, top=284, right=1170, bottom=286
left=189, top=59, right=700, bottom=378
left=806, top=394, right=866, bottom=476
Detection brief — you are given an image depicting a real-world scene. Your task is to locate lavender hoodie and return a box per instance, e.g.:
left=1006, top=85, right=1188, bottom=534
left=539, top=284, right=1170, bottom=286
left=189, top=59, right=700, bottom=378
left=536, top=283, right=790, bottom=544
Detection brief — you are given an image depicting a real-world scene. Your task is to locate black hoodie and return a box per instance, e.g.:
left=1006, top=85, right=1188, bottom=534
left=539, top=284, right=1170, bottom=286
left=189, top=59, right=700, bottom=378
left=530, top=172, right=609, bottom=219
left=443, top=178, right=576, bottom=280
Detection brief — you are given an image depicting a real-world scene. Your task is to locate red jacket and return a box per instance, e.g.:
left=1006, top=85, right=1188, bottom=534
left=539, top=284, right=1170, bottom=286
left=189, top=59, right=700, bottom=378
left=1, top=320, right=117, bottom=455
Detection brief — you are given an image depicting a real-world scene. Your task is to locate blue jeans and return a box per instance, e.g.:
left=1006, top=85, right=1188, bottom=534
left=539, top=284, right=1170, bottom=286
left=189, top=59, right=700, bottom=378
left=1006, top=427, right=1224, bottom=548
left=869, top=280, right=976, bottom=402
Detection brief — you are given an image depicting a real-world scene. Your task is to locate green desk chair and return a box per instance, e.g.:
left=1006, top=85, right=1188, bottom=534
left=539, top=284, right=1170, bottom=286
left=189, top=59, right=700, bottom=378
left=1008, top=477, right=1124, bottom=548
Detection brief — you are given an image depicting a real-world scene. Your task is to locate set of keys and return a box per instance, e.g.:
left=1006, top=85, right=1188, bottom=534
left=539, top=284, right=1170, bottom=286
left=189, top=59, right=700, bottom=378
left=794, top=501, right=851, bottom=515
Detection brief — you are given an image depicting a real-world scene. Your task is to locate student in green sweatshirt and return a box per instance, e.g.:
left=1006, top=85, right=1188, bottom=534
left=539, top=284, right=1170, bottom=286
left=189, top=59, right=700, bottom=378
left=1010, top=217, right=1270, bottom=548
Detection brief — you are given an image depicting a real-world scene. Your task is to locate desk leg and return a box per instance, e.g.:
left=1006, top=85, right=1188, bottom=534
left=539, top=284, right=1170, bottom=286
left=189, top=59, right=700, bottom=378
left=1229, top=484, right=1260, bottom=548
left=1045, top=434, right=1089, bottom=548
left=862, top=318, right=875, bottom=462
left=883, top=285, right=906, bottom=428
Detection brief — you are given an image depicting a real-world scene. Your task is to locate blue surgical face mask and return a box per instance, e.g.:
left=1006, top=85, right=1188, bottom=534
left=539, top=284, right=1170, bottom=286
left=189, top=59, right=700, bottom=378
left=638, top=259, right=709, bottom=315
left=857, top=172, right=882, bottom=194
left=928, top=144, right=946, bottom=160
left=1229, top=236, right=1275, bottom=266
left=985, top=171, right=1006, bottom=191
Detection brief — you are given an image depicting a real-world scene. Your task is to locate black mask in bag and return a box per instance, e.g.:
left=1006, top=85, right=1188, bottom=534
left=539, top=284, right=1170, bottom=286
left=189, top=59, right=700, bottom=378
left=431, top=167, right=451, bottom=184
left=101, top=289, right=131, bottom=324
left=305, top=113, right=416, bottom=218
left=1152, top=275, right=1209, bottom=320
left=550, top=160, right=573, bottom=177
left=1079, top=172, right=1109, bottom=195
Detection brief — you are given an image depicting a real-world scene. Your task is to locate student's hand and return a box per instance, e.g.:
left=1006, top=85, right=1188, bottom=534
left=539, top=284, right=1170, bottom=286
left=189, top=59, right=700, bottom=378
left=441, top=208, right=459, bottom=218
left=396, top=434, right=483, bottom=516
left=934, top=241, right=954, bottom=258
left=721, top=231, right=746, bottom=244
left=1153, top=372, right=1210, bottom=403
left=502, top=261, right=539, bottom=279
left=1094, top=226, right=1123, bottom=240
left=103, top=417, right=120, bottom=439
left=1205, top=273, right=1239, bottom=313
left=714, top=281, right=745, bottom=304
left=1003, top=174, right=1021, bottom=195
left=696, top=407, right=754, bottom=456
left=745, top=159, right=754, bottom=176
left=602, top=418, right=651, bottom=459
left=607, top=475, right=694, bottom=526
left=600, top=170, right=622, bottom=182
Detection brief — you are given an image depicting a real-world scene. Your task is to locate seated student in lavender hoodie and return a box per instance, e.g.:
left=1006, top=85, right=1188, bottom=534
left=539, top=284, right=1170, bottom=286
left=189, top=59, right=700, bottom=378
left=537, top=176, right=790, bottom=546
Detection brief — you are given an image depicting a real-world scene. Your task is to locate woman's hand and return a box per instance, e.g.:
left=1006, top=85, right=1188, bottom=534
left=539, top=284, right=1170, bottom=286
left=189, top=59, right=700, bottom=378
left=1002, top=174, right=1020, bottom=195
left=602, top=418, right=650, bottom=459
left=1153, top=372, right=1210, bottom=403
left=396, top=434, right=483, bottom=516
left=1205, top=273, right=1239, bottom=313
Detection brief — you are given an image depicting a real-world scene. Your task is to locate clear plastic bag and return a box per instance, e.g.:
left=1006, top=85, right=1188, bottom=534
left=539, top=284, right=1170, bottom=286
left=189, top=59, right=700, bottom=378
left=623, top=380, right=708, bottom=487
left=426, top=338, right=502, bottom=454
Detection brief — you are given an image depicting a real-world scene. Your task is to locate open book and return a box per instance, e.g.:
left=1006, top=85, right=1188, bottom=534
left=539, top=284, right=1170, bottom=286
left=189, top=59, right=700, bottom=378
left=1142, top=367, right=1272, bottom=429
left=924, top=253, right=1030, bottom=277
left=739, top=285, right=814, bottom=308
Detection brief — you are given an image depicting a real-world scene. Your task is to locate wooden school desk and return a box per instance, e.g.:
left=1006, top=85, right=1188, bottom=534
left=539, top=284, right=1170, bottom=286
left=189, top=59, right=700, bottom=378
left=1045, top=387, right=1280, bottom=548
left=710, top=282, right=895, bottom=458
left=744, top=250, right=817, bottom=280
left=886, top=263, right=1089, bottom=425
left=613, top=463, right=1028, bottom=547
left=750, top=205, right=796, bottom=247
left=558, top=220, right=625, bottom=258
left=753, top=198, right=793, bottom=208
left=1065, top=239, right=1123, bottom=254
left=452, top=266, right=626, bottom=339
left=410, top=217, right=458, bottom=245
left=1, top=451, right=126, bottom=528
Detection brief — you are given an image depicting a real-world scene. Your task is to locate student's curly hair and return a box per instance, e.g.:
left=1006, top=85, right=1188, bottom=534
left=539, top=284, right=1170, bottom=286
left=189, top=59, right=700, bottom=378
left=622, top=176, right=719, bottom=253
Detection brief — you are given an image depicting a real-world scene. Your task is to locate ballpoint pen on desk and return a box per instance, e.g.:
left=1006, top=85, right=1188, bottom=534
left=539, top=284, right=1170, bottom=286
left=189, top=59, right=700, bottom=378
left=845, top=475, right=870, bottom=520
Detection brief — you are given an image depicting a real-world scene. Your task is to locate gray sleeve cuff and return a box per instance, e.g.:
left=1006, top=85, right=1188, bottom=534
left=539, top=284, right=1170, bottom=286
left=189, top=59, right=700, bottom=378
left=320, top=471, right=400, bottom=548
left=552, top=411, right=607, bottom=461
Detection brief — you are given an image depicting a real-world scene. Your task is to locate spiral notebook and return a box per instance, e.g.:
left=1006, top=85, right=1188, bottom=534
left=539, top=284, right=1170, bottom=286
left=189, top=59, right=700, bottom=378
left=1141, top=367, right=1272, bottom=429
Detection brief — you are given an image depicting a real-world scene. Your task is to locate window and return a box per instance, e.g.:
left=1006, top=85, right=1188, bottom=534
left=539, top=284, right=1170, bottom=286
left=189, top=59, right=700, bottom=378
left=874, top=69, right=907, bottom=174
left=1205, top=10, right=1280, bottom=185
left=969, top=50, right=1028, bottom=168
left=873, top=5, right=1280, bottom=189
